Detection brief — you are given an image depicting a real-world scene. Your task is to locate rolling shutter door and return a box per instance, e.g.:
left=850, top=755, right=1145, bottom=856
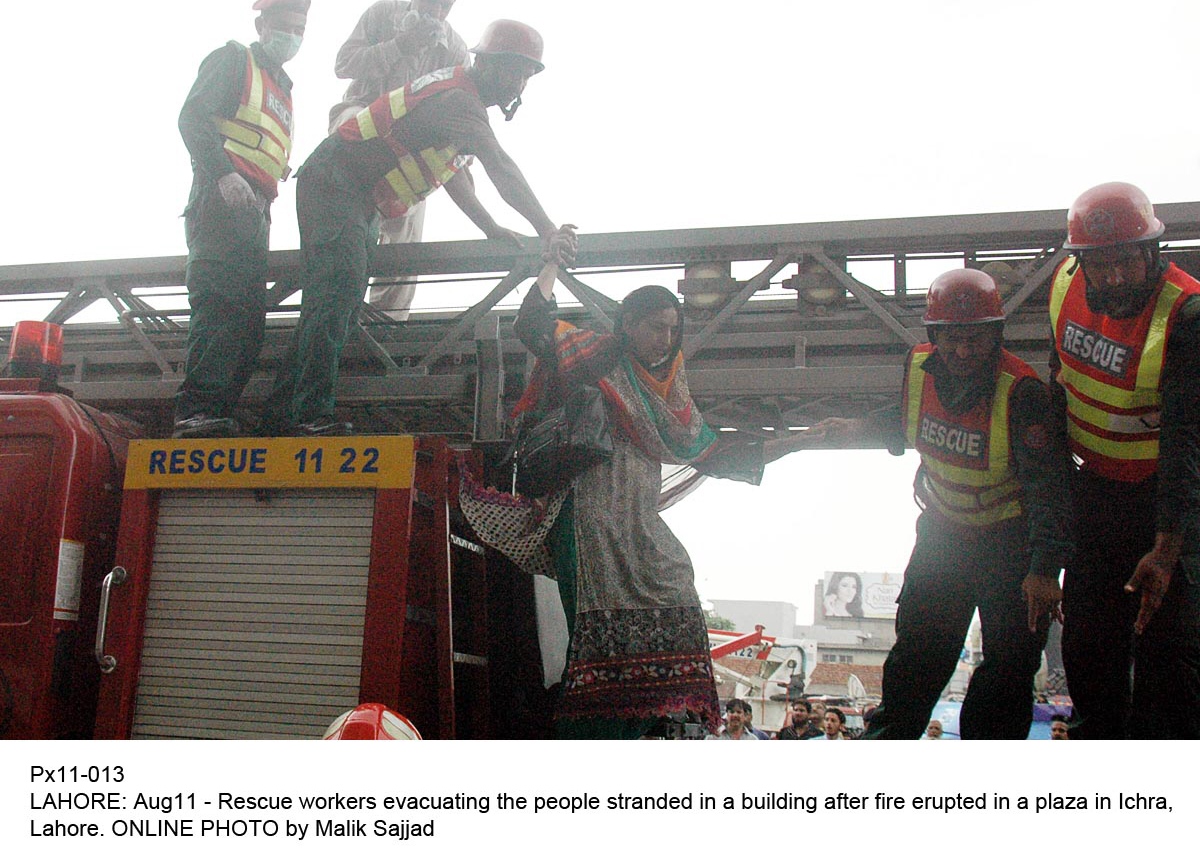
left=131, top=488, right=375, bottom=739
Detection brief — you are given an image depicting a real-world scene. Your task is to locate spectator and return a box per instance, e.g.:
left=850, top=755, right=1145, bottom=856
left=778, top=699, right=822, bottom=739
left=808, top=700, right=827, bottom=736
left=710, top=699, right=758, bottom=740
left=810, top=707, right=847, bottom=740
left=744, top=705, right=770, bottom=740
left=1049, top=715, right=1070, bottom=740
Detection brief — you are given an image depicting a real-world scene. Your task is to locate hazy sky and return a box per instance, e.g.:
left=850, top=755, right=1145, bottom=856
left=4, top=0, right=1199, bottom=626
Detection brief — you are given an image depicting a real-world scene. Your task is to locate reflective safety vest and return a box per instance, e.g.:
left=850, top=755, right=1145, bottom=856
left=1049, top=260, right=1200, bottom=482
left=213, top=45, right=294, bottom=199
left=338, top=66, right=475, bottom=218
left=903, top=346, right=1036, bottom=527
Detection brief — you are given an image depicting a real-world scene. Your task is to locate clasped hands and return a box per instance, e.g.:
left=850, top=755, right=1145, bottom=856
left=542, top=224, right=578, bottom=268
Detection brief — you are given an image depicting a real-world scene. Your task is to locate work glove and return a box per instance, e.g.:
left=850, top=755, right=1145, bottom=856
left=218, top=172, right=258, bottom=211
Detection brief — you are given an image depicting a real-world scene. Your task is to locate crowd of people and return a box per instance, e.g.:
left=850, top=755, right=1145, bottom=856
left=174, top=2, right=1199, bottom=740
left=710, top=698, right=865, bottom=741
left=710, top=700, right=1074, bottom=741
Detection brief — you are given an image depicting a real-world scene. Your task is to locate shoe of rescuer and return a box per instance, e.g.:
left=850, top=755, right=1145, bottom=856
left=172, top=415, right=240, bottom=439
left=291, top=416, right=354, bottom=436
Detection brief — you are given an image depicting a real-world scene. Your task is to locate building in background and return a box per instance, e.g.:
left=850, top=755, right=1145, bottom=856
left=709, top=567, right=1065, bottom=734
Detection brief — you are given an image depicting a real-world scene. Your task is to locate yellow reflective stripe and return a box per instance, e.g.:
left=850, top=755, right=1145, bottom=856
left=234, top=104, right=289, bottom=151
left=979, top=477, right=1021, bottom=507
left=215, top=118, right=260, bottom=148
left=903, top=351, right=928, bottom=448
left=222, top=140, right=286, bottom=180
left=922, top=456, right=998, bottom=488
left=389, top=88, right=409, bottom=121
left=257, top=134, right=286, bottom=165
left=923, top=452, right=1014, bottom=490
left=246, top=54, right=263, bottom=111
left=218, top=126, right=287, bottom=176
left=928, top=494, right=1023, bottom=526
left=1136, top=281, right=1182, bottom=391
left=382, top=168, right=420, bottom=206
left=1048, top=260, right=1073, bottom=328
left=223, top=113, right=287, bottom=164
left=925, top=474, right=1021, bottom=510
left=420, top=146, right=459, bottom=183
left=1064, top=388, right=1159, bottom=436
left=1057, top=362, right=1162, bottom=409
left=397, top=154, right=430, bottom=194
left=241, top=54, right=291, bottom=153
left=355, top=107, right=379, bottom=141
left=989, top=371, right=1015, bottom=474
left=1068, top=418, right=1159, bottom=461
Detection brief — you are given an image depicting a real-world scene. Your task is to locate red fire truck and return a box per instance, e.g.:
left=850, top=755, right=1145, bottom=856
left=1, top=322, right=140, bottom=738
left=1, top=321, right=511, bottom=741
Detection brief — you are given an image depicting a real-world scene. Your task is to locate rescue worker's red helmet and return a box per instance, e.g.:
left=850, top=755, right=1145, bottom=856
left=472, top=19, right=545, bottom=73
left=923, top=269, right=1005, bottom=325
left=1064, top=182, right=1165, bottom=250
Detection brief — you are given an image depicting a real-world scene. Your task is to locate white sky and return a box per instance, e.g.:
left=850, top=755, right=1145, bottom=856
left=4, top=0, right=1200, bottom=626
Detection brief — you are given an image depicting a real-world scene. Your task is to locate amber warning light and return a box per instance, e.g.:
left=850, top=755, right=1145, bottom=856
left=6, top=320, right=63, bottom=384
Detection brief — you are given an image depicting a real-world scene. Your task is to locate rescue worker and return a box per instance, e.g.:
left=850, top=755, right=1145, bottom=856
left=264, top=19, right=573, bottom=436
left=328, top=1, right=469, bottom=318
left=174, top=0, right=309, bottom=439
left=1050, top=181, right=1200, bottom=739
left=812, top=269, right=1073, bottom=739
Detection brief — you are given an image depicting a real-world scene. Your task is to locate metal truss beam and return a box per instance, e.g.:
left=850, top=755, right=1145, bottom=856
left=4, top=204, right=1200, bottom=440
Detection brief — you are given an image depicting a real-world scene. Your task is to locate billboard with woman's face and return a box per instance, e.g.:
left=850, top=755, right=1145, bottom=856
left=822, top=571, right=903, bottom=620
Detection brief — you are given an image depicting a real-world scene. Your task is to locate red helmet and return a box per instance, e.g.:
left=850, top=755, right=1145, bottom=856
left=1065, top=182, right=1165, bottom=250
left=323, top=703, right=422, bottom=740
left=472, top=19, right=545, bottom=73
left=923, top=269, right=1005, bottom=325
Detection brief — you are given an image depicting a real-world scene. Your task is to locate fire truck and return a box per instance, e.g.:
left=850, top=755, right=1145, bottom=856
left=1, top=322, right=139, bottom=739
left=1, top=321, right=509, bottom=741
left=2, top=329, right=773, bottom=741
left=1, top=325, right=769, bottom=741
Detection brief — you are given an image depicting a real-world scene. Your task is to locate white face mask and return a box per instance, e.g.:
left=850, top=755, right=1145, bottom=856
left=262, top=31, right=302, bottom=65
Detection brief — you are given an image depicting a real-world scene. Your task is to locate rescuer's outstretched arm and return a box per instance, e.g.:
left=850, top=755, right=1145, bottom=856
left=443, top=167, right=524, bottom=247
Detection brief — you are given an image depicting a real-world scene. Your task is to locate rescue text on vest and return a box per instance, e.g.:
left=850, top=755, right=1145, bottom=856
left=918, top=416, right=986, bottom=461
left=1060, top=321, right=1132, bottom=378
